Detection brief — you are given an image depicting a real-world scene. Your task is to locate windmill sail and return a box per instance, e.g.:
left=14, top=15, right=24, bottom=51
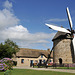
left=45, top=23, right=71, bottom=33
left=66, top=7, right=73, bottom=31
left=72, top=37, right=75, bottom=62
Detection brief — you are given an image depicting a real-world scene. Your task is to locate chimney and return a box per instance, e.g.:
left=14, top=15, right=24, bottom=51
left=47, top=48, right=50, bottom=52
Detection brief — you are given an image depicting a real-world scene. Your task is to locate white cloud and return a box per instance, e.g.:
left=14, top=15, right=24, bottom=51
left=0, top=0, right=20, bottom=29
left=0, top=25, right=55, bottom=48
left=46, top=18, right=67, bottom=22
left=3, top=0, right=12, bottom=10
left=0, top=25, right=55, bottom=41
left=7, top=25, right=28, bottom=32
left=0, top=9, right=20, bottom=29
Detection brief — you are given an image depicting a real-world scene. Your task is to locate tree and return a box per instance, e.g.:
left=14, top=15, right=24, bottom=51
left=0, top=39, right=19, bottom=59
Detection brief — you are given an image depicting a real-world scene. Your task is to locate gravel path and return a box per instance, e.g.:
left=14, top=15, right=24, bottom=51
left=14, top=67, right=75, bottom=73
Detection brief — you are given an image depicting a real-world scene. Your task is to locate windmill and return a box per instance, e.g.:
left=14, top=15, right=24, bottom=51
left=45, top=7, right=75, bottom=64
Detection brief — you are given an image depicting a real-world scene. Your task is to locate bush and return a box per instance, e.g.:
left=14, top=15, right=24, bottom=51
left=64, top=63, right=75, bottom=67
left=0, top=63, right=8, bottom=71
left=0, top=58, right=13, bottom=71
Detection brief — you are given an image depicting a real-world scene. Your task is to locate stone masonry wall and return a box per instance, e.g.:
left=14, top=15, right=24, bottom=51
left=53, top=39, right=73, bottom=64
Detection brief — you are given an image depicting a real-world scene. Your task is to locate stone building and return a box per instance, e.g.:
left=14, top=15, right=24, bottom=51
left=13, top=48, right=53, bottom=67
left=52, top=31, right=74, bottom=64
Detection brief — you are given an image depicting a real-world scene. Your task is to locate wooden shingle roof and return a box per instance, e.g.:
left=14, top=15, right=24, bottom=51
left=16, top=48, right=50, bottom=58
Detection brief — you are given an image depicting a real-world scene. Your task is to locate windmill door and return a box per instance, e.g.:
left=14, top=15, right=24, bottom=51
left=59, top=58, right=62, bottom=64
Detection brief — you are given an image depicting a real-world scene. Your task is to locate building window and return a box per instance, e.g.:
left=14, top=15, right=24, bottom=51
left=18, top=57, right=20, bottom=58
left=41, top=55, right=43, bottom=58
left=35, top=60, right=38, bottom=63
left=21, top=59, right=24, bottom=63
left=50, top=60, right=52, bottom=62
left=43, top=60, right=45, bottom=63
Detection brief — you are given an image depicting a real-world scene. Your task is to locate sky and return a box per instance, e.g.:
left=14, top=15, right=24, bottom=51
left=0, top=0, right=75, bottom=50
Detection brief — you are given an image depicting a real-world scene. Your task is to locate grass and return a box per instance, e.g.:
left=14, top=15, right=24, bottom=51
left=52, top=67, right=75, bottom=69
left=0, top=69, right=75, bottom=75
left=0, top=72, right=4, bottom=75
left=33, top=66, right=75, bottom=69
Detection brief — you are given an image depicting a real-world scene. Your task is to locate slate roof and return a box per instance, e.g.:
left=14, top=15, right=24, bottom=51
left=16, top=48, right=52, bottom=58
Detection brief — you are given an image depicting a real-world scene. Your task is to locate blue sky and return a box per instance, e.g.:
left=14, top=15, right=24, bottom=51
left=0, top=0, right=75, bottom=50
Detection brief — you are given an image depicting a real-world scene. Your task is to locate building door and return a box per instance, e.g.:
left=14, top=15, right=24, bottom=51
left=39, top=60, right=42, bottom=64
left=59, top=58, right=62, bottom=64
left=30, top=60, right=33, bottom=67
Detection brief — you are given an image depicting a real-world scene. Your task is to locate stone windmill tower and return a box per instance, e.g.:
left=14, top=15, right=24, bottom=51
left=45, top=7, right=75, bottom=64
left=52, top=31, right=74, bottom=64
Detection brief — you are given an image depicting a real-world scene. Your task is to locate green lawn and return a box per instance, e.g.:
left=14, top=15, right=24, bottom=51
left=53, top=67, right=75, bottom=69
left=0, top=69, right=75, bottom=75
